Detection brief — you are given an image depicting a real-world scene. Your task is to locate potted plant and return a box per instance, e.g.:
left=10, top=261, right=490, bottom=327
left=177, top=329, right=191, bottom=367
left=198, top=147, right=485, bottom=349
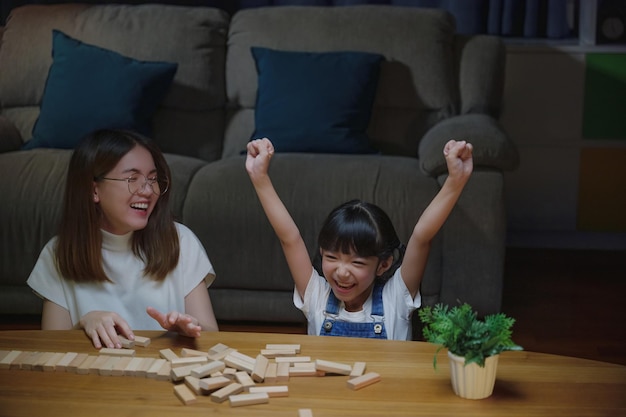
left=418, top=303, right=523, bottom=399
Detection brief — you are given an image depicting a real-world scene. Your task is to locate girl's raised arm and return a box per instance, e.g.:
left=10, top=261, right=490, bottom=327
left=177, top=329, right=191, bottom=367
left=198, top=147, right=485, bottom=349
left=401, top=140, right=474, bottom=298
left=245, top=138, right=313, bottom=298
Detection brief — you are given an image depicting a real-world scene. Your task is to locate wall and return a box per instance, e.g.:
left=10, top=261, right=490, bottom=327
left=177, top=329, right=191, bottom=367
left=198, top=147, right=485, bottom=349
left=500, top=43, right=626, bottom=250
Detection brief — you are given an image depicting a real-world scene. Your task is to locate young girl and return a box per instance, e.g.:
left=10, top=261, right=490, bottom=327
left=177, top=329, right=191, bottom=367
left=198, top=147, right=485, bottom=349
left=27, top=129, right=218, bottom=349
left=246, top=138, right=473, bottom=340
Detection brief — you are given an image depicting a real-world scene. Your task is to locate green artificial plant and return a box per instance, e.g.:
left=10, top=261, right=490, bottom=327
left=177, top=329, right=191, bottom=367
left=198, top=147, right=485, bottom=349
left=418, top=303, right=523, bottom=369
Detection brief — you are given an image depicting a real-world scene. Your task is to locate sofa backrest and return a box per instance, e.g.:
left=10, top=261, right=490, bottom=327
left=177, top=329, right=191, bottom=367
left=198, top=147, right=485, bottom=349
left=0, top=4, right=229, bottom=161
left=223, top=5, right=460, bottom=158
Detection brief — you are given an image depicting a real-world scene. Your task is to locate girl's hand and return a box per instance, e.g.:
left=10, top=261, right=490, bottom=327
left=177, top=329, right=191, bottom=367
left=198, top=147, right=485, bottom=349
left=245, top=138, right=274, bottom=182
left=79, top=311, right=134, bottom=349
left=146, top=306, right=202, bottom=338
left=443, top=140, right=473, bottom=185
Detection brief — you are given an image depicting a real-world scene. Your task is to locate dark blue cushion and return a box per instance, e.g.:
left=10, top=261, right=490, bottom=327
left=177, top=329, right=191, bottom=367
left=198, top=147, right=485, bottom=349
left=24, top=30, right=177, bottom=150
left=251, top=47, right=383, bottom=154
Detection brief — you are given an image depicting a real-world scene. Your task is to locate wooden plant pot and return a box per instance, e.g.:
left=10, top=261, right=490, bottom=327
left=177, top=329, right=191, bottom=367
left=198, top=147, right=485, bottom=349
left=447, top=351, right=499, bottom=399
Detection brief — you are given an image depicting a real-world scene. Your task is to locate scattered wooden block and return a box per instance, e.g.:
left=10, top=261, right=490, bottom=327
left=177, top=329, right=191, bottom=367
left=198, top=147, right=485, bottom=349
left=299, top=409, right=314, bottom=417
left=224, top=354, right=255, bottom=373
left=251, top=354, right=269, bottom=382
left=248, top=385, right=289, bottom=398
left=275, top=356, right=311, bottom=364
left=289, top=362, right=318, bottom=377
left=159, top=348, right=179, bottom=362
left=180, top=348, right=209, bottom=358
left=174, top=383, right=196, bottom=405
left=260, top=349, right=298, bottom=358
left=199, top=375, right=232, bottom=392
left=184, top=375, right=203, bottom=395
left=229, top=392, right=269, bottom=407
left=210, top=382, right=243, bottom=403
left=132, top=335, right=151, bottom=347
left=190, top=360, right=225, bottom=378
left=222, top=367, right=238, bottom=380
left=350, top=361, right=366, bottom=377
left=99, top=348, right=135, bottom=357
left=235, top=371, right=256, bottom=390
left=170, top=363, right=200, bottom=382
left=314, top=359, right=352, bottom=375
left=117, top=336, right=134, bottom=349
left=263, top=362, right=278, bottom=383
left=346, top=372, right=381, bottom=390
left=266, top=343, right=301, bottom=353
left=276, top=362, right=290, bottom=382
left=170, top=356, right=208, bottom=368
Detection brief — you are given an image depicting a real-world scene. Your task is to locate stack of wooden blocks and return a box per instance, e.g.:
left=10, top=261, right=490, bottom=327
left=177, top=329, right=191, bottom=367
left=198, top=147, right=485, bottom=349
left=0, top=336, right=381, bottom=414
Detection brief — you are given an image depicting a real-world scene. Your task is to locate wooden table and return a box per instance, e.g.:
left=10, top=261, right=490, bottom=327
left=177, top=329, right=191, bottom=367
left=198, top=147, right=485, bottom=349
left=0, top=330, right=624, bottom=416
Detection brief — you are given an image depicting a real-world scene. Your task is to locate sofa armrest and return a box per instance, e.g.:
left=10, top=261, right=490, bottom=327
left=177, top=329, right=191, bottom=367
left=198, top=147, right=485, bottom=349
left=418, top=114, right=519, bottom=176
left=0, top=116, right=23, bottom=153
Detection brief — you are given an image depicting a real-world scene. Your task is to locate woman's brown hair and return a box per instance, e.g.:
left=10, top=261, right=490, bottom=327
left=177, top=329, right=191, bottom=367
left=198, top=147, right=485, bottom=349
left=55, top=129, right=179, bottom=282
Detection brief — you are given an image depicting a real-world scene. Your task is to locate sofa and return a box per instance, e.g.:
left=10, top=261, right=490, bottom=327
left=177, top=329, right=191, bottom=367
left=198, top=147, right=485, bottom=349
left=0, top=3, right=519, bottom=337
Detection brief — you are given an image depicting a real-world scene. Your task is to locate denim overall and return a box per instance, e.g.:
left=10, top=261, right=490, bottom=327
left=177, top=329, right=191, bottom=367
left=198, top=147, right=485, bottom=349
left=320, top=282, right=388, bottom=339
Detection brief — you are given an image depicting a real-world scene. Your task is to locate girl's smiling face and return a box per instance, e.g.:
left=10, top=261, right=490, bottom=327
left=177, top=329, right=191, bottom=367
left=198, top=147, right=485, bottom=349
left=93, top=145, right=159, bottom=235
left=320, top=249, right=392, bottom=312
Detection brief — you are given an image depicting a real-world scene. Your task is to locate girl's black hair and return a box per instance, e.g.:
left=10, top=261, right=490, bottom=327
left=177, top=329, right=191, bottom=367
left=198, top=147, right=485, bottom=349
left=317, top=199, right=405, bottom=281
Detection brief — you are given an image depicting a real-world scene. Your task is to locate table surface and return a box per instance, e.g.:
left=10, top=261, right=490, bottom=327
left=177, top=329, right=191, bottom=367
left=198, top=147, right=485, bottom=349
left=0, top=330, right=624, bottom=417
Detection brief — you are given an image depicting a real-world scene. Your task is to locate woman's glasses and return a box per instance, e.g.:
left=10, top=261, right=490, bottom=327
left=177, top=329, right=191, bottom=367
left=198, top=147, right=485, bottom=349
left=98, top=174, right=169, bottom=196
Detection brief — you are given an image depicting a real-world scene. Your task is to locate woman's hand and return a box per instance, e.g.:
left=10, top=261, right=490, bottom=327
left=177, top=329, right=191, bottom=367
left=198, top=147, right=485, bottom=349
left=79, top=311, right=134, bottom=349
left=146, top=306, right=202, bottom=338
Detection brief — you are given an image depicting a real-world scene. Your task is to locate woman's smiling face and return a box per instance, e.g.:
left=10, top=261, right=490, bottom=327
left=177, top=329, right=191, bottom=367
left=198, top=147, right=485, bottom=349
left=93, top=145, right=159, bottom=235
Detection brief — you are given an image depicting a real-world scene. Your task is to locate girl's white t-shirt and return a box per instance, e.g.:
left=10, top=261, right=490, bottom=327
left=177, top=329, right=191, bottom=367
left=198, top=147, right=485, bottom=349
left=26, top=222, right=214, bottom=330
left=293, top=267, right=421, bottom=340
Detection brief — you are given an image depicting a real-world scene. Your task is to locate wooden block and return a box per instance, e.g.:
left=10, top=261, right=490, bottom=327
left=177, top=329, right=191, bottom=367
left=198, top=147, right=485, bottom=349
left=88, top=354, right=110, bottom=374
left=199, top=375, right=232, bottom=392
left=266, top=344, right=301, bottom=353
left=147, top=358, right=167, bottom=379
left=66, top=353, right=89, bottom=373
left=264, top=362, right=277, bottom=383
left=159, top=348, right=179, bottom=362
left=208, top=343, right=229, bottom=356
left=124, top=357, right=144, bottom=376
left=224, top=354, right=255, bottom=373
left=0, top=350, right=21, bottom=369
left=180, top=348, right=209, bottom=358
left=133, top=335, right=151, bottom=347
left=210, top=382, right=243, bottom=403
left=99, top=348, right=135, bottom=357
left=170, top=356, right=208, bottom=368
left=111, top=356, right=132, bottom=376
left=99, top=356, right=120, bottom=376
left=222, top=367, right=237, bottom=380
left=228, top=350, right=256, bottom=364
left=299, top=409, right=314, bottom=417
left=184, top=375, right=203, bottom=395
left=275, top=356, right=311, bottom=364
left=174, top=383, right=197, bottom=405
left=18, top=351, right=41, bottom=370
left=235, top=371, right=256, bottom=390
left=190, top=360, right=225, bottom=378
left=229, top=392, right=269, bottom=407
left=314, top=359, right=352, bottom=375
left=208, top=347, right=236, bottom=361
left=260, top=349, right=298, bottom=358
left=346, top=372, right=381, bottom=390
left=248, top=385, right=289, bottom=398
left=251, top=354, right=269, bottom=382
left=33, top=352, right=56, bottom=371
left=136, top=358, right=156, bottom=377
left=289, top=363, right=318, bottom=377
left=350, top=361, right=366, bottom=377
left=171, top=363, right=202, bottom=382
left=0, top=350, right=11, bottom=362
left=10, top=351, right=33, bottom=370
left=55, top=352, right=78, bottom=372
left=156, top=360, right=171, bottom=381
left=276, top=362, right=290, bottom=382
left=76, top=355, right=98, bottom=375
left=118, top=336, right=134, bottom=349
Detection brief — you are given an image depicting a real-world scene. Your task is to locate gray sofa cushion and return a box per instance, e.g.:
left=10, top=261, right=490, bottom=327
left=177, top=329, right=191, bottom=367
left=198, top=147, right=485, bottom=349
left=0, top=4, right=229, bottom=161
left=223, top=6, right=458, bottom=159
